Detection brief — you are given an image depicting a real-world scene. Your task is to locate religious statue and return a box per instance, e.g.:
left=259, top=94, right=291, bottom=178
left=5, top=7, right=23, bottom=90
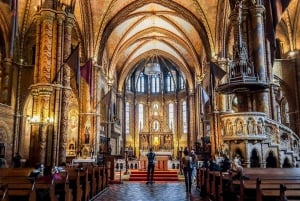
left=141, top=135, right=149, bottom=150
left=165, top=134, right=171, bottom=150
left=84, top=127, right=90, bottom=144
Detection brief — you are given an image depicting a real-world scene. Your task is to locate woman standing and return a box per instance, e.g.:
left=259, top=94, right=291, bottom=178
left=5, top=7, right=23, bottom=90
left=182, top=148, right=193, bottom=193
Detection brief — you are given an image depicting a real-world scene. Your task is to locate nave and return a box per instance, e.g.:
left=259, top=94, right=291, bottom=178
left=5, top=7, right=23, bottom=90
left=92, top=182, right=207, bottom=201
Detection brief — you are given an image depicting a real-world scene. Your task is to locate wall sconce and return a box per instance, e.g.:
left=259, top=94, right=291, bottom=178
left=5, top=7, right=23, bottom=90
left=27, top=115, right=54, bottom=125
left=288, top=50, right=298, bottom=59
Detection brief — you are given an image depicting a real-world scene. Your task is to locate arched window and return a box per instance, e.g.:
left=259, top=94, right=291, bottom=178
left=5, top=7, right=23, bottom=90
left=151, top=75, right=160, bottom=93
left=126, top=78, right=131, bottom=91
left=138, top=104, right=144, bottom=130
left=179, top=76, right=185, bottom=90
left=168, top=103, right=174, bottom=131
left=166, top=72, right=175, bottom=92
left=137, top=73, right=145, bottom=92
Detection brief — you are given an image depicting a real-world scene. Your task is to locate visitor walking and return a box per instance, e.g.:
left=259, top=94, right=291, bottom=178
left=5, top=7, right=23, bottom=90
left=190, top=149, right=197, bottom=186
left=182, top=148, right=193, bottom=193
left=146, top=147, right=156, bottom=184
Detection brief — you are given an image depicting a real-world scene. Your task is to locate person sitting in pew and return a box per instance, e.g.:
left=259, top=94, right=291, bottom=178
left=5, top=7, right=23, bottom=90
left=221, top=155, right=231, bottom=172
left=36, top=166, right=53, bottom=201
left=231, top=155, right=249, bottom=180
left=29, top=163, right=41, bottom=179
left=0, top=157, right=8, bottom=168
left=209, top=158, right=221, bottom=171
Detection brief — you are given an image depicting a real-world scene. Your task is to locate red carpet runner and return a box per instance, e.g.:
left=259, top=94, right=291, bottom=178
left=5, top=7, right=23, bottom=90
left=128, top=170, right=179, bottom=181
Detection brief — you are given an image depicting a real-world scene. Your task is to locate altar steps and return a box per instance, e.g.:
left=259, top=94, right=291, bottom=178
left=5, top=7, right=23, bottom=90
left=128, top=170, right=179, bottom=182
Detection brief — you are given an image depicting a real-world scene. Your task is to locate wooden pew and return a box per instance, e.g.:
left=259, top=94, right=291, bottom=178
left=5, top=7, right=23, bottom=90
left=0, top=168, right=36, bottom=201
left=35, top=178, right=57, bottom=201
left=206, top=168, right=300, bottom=201
left=1, top=178, right=36, bottom=201
left=65, top=168, right=83, bottom=201
left=66, top=167, right=91, bottom=201
left=255, top=179, right=300, bottom=201
left=232, top=168, right=300, bottom=201
left=0, top=168, right=34, bottom=178
left=95, top=166, right=103, bottom=193
left=87, top=166, right=97, bottom=197
left=54, top=171, right=73, bottom=201
left=77, top=168, right=90, bottom=201
left=205, top=169, right=232, bottom=201
left=0, top=168, right=74, bottom=201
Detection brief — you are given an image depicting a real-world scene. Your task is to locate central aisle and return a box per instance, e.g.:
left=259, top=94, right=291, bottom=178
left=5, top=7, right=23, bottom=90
left=92, top=182, right=207, bottom=201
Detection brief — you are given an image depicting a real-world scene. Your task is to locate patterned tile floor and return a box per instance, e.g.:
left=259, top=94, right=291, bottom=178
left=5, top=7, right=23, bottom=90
left=92, top=181, right=208, bottom=201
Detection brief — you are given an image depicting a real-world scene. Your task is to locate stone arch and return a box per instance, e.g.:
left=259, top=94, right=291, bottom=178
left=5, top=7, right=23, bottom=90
left=250, top=148, right=260, bottom=167
left=265, top=150, right=277, bottom=168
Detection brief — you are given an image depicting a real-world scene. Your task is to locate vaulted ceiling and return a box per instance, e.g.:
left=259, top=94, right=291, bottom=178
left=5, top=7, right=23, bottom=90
left=0, top=0, right=299, bottom=90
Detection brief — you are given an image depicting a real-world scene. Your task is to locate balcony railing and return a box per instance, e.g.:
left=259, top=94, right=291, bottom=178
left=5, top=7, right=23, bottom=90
left=219, top=112, right=299, bottom=155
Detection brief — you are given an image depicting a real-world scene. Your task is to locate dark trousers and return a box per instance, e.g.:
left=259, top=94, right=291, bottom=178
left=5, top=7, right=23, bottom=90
left=147, top=163, right=155, bottom=181
left=183, top=167, right=192, bottom=192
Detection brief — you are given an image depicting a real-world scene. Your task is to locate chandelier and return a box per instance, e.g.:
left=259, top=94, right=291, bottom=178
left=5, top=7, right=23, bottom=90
left=143, top=55, right=161, bottom=75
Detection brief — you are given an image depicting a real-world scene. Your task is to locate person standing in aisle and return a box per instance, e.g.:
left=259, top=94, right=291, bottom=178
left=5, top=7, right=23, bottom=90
left=146, top=147, right=156, bottom=184
left=182, top=148, right=193, bottom=193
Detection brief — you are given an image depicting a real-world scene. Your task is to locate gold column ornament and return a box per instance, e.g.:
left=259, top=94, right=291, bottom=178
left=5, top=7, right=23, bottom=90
left=59, top=14, right=75, bottom=164
left=1, top=59, right=13, bottom=105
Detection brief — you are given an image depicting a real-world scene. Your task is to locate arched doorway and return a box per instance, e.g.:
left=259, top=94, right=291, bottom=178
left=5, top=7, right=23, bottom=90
left=266, top=151, right=277, bottom=168
left=250, top=149, right=260, bottom=167
left=282, top=157, right=292, bottom=168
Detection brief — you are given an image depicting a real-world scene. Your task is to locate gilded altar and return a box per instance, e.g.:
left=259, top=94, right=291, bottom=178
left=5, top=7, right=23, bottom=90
left=140, top=133, right=173, bottom=152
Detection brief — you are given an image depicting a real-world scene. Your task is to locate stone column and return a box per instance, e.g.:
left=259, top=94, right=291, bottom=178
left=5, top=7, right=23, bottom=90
left=58, top=15, right=75, bottom=164
left=210, top=111, right=218, bottom=157
left=188, top=89, right=195, bottom=149
left=34, top=17, right=41, bottom=83
left=244, top=140, right=250, bottom=168
left=39, top=92, right=52, bottom=164
left=30, top=10, right=55, bottom=164
left=39, top=11, right=55, bottom=83
left=95, top=65, right=102, bottom=155
left=250, top=5, right=266, bottom=82
left=51, top=14, right=65, bottom=166
left=250, top=5, right=270, bottom=115
left=195, top=82, right=201, bottom=143
left=1, top=59, right=12, bottom=105
left=217, top=58, right=228, bottom=112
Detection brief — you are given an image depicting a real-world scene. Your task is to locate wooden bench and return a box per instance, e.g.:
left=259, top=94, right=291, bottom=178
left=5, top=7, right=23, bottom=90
left=0, top=168, right=34, bottom=178
left=232, top=168, right=300, bottom=201
left=35, top=178, right=57, bottom=201
left=54, top=171, right=73, bottom=201
left=65, top=167, right=91, bottom=201
left=1, top=178, right=36, bottom=201
left=0, top=168, right=36, bottom=201
left=201, top=168, right=300, bottom=201
left=255, top=178, right=300, bottom=201
left=95, top=166, right=105, bottom=192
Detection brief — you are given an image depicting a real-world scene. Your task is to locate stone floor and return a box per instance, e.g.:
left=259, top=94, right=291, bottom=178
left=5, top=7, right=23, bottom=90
left=91, top=181, right=208, bottom=201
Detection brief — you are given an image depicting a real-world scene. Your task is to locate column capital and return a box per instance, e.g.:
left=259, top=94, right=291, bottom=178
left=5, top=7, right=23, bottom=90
left=30, top=83, right=54, bottom=96
left=249, top=5, right=265, bottom=16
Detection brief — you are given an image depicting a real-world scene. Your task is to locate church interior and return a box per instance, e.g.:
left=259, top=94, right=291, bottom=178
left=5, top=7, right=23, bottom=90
left=0, top=0, right=300, bottom=195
